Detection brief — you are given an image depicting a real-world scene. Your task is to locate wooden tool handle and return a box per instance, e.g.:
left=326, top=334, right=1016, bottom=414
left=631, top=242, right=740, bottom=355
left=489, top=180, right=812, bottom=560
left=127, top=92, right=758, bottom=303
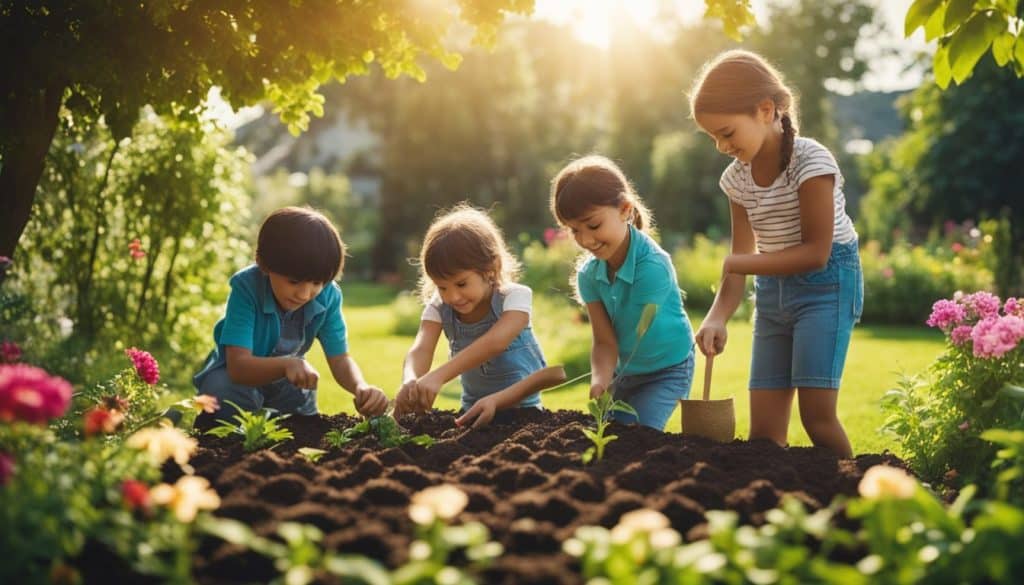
left=703, top=354, right=714, bottom=401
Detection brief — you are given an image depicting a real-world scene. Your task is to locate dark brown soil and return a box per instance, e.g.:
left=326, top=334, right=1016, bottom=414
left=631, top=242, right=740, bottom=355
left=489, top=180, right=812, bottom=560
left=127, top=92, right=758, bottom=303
left=181, top=409, right=904, bottom=584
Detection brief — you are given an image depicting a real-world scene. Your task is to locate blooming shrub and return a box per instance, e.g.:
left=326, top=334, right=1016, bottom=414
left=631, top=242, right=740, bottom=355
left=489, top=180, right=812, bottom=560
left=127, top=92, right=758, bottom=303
left=0, top=361, right=220, bottom=583
left=882, top=291, right=1024, bottom=487
left=0, top=364, right=72, bottom=424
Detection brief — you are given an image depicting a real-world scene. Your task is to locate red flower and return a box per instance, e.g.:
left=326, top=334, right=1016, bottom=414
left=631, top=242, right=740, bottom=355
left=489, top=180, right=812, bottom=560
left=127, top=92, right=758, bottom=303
left=1, top=341, right=21, bottom=363
left=0, top=364, right=73, bottom=424
left=84, top=407, right=125, bottom=436
left=0, top=452, right=14, bottom=485
left=125, top=347, right=160, bottom=385
left=121, top=479, right=151, bottom=510
left=129, top=238, right=146, bottom=260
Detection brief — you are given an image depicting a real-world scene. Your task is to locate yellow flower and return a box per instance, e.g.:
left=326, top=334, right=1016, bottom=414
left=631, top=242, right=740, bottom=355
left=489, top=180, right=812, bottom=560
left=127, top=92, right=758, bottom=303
left=858, top=465, right=917, bottom=500
left=127, top=422, right=197, bottom=465
left=409, top=484, right=468, bottom=525
left=150, top=475, right=221, bottom=523
left=192, top=394, right=220, bottom=413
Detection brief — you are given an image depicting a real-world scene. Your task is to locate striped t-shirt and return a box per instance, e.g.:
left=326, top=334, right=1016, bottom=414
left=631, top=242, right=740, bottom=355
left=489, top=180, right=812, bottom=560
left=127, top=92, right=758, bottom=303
left=718, top=137, right=857, bottom=253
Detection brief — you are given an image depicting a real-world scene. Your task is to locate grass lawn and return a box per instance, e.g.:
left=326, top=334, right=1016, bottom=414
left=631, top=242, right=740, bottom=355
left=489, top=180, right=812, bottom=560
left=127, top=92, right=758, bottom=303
left=310, top=283, right=945, bottom=456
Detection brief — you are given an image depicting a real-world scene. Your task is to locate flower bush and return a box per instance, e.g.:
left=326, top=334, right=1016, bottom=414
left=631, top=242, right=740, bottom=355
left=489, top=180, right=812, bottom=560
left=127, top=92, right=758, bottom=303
left=0, top=359, right=221, bottom=583
left=672, top=234, right=753, bottom=317
left=883, top=291, right=1024, bottom=487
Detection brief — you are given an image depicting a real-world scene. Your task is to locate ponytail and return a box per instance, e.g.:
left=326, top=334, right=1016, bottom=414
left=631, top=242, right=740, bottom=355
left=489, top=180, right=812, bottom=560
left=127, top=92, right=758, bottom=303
left=779, top=112, right=796, bottom=173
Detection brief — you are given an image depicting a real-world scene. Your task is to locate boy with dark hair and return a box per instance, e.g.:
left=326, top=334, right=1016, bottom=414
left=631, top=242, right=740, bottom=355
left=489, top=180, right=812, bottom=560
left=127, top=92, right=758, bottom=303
left=194, top=207, right=388, bottom=424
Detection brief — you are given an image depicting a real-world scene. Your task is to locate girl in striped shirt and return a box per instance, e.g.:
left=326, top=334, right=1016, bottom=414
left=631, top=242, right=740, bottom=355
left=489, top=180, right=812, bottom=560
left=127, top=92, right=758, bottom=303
left=689, top=50, right=863, bottom=458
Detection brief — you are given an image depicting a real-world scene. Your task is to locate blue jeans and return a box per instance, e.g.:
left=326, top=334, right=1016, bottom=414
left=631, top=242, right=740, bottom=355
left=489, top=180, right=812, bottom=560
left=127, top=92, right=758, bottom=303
left=195, top=367, right=317, bottom=422
left=750, top=240, right=863, bottom=390
left=610, top=352, right=694, bottom=430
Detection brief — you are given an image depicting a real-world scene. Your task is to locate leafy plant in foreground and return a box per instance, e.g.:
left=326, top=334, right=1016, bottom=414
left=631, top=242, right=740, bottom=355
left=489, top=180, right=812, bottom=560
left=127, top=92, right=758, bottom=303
left=325, top=414, right=434, bottom=449
left=205, top=400, right=293, bottom=452
left=581, top=391, right=637, bottom=464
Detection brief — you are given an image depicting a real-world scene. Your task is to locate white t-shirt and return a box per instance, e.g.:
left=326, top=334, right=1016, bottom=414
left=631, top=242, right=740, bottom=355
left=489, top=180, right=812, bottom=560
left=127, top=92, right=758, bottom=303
left=421, top=282, right=534, bottom=324
left=718, top=136, right=857, bottom=253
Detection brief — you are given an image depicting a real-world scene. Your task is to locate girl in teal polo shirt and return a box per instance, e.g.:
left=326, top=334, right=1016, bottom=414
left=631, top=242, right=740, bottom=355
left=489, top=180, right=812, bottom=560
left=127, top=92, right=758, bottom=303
left=550, top=155, right=695, bottom=430
left=193, top=207, right=388, bottom=425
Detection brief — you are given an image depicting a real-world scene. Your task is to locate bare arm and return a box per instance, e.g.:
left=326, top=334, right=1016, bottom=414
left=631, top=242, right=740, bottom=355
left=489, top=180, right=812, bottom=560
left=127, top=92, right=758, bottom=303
left=586, top=301, right=619, bottom=397
left=402, top=320, right=443, bottom=384
left=704, top=201, right=758, bottom=327
left=327, top=352, right=389, bottom=416
left=724, top=175, right=836, bottom=276
left=225, top=346, right=317, bottom=388
left=425, top=310, right=529, bottom=385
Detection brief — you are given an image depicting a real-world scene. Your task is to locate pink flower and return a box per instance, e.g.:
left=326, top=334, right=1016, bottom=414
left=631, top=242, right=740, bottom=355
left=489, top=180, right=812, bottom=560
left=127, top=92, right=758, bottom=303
left=84, top=407, right=125, bottom=436
left=950, top=325, right=973, bottom=346
left=121, top=479, right=151, bottom=510
left=971, top=315, right=1024, bottom=359
left=0, top=452, right=13, bottom=485
left=1, top=341, right=21, bottom=363
left=125, top=347, right=160, bottom=385
left=958, top=421, right=970, bottom=431
left=0, top=364, right=73, bottom=424
left=951, top=242, right=964, bottom=253
left=128, top=238, right=146, bottom=260
left=962, top=291, right=1001, bottom=319
left=881, top=267, right=894, bottom=279
left=543, top=227, right=567, bottom=246
left=1004, top=298, right=1023, bottom=317
left=926, top=299, right=966, bottom=330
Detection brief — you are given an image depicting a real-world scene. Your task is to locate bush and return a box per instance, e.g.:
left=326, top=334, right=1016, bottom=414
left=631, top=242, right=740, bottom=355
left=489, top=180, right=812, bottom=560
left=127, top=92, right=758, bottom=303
left=4, top=113, right=253, bottom=389
left=882, top=291, right=1024, bottom=488
left=860, top=240, right=993, bottom=325
left=671, top=234, right=753, bottom=319
left=519, top=236, right=579, bottom=303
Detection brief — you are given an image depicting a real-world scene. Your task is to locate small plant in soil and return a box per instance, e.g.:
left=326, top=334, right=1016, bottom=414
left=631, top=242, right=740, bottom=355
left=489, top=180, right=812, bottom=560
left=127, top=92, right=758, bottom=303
left=325, top=414, right=435, bottom=449
left=205, top=400, right=294, bottom=452
left=581, top=391, right=637, bottom=464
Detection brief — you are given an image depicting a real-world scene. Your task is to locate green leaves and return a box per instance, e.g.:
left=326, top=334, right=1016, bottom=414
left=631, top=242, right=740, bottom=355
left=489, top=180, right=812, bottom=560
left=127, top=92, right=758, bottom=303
left=325, top=416, right=434, bottom=449
left=581, top=391, right=637, bottom=464
left=205, top=400, right=294, bottom=452
left=703, top=0, right=757, bottom=41
left=904, top=0, right=1024, bottom=87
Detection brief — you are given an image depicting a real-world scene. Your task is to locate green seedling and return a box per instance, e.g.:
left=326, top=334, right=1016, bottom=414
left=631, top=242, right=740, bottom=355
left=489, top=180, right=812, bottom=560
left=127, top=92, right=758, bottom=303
left=298, top=447, right=327, bottom=463
left=325, top=415, right=435, bottom=449
left=581, top=391, right=638, bottom=464
left=205, top=400, right=294, bottom=452
left=580, top=303, right=655, bottom=464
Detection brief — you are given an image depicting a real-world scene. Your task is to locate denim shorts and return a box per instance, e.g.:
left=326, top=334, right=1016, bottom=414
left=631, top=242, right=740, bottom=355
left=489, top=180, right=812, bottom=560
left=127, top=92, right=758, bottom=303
left=195, top=367, right=318, bottom=421
left=750, top=240, right=863, bottom=390
left=610, top=352, right=694, bottom=430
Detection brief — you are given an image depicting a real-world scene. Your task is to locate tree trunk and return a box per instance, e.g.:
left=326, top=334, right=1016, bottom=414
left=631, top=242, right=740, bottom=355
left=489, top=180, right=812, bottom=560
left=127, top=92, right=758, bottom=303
left=0, top=84, right=65, bottom=261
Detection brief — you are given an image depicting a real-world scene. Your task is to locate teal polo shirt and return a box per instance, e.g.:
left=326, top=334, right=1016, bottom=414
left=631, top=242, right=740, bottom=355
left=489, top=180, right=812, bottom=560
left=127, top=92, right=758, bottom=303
left=193, top=264, right=348, bottom=387
left=577, top=225, right=693, bottom=376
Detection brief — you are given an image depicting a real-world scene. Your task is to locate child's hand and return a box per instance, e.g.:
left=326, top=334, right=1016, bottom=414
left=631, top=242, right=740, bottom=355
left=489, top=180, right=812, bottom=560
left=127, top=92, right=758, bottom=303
left=411, top=373, right=443, bottom=413
left=354, top=384, right=388, bottom=417
left=285, top=358, right=319, bottom=389
left=394, top=380, right=417, bottom=417
left=695, top=320, right=728, bottom=356
left=455, top=395, right=499, bottom=429
left=589, top=383, right=609, bottom=400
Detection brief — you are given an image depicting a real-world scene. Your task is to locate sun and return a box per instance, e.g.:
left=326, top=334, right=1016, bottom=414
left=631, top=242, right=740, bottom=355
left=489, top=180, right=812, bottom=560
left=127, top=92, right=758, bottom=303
left=534, top=0, right=665, bottom=49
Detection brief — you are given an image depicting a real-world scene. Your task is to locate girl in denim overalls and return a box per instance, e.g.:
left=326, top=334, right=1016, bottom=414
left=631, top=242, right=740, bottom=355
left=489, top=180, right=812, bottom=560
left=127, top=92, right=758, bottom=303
left=690, top=50, right=863, bottom=458
left=394, top=204, right=548, bottom=428
left=550, top=155, right=695, bottom=431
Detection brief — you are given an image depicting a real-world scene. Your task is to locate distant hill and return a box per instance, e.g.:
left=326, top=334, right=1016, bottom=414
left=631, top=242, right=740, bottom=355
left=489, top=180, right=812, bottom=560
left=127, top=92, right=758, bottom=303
left=831, top=90, right=911, bottom=147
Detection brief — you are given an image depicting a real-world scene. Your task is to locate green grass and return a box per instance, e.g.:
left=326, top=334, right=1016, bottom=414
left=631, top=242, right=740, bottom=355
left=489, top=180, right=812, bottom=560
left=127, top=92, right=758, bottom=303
left=310, top=283, right=946, bottom=455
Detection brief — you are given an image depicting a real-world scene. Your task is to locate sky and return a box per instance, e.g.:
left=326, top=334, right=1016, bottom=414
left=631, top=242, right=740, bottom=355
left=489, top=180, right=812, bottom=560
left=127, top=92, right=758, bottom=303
left=533, top=0, right=928, bottom=92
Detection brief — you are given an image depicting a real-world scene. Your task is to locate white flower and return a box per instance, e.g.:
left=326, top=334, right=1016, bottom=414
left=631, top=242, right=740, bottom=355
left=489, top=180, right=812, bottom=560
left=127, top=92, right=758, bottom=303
left=858, top=465, right=917, bottom=500
left=409, top=484, right=468, bottom=525
left=150, top=475, right=220, bottom=522
left=649, top=528, right=682, bottom=550
left=127, top=422, right=198, bottom=465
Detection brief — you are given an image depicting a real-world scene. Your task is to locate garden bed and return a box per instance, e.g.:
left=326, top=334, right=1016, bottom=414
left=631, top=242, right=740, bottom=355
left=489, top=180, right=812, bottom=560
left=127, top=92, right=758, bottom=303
left=182, top=409, right=904, bottom=584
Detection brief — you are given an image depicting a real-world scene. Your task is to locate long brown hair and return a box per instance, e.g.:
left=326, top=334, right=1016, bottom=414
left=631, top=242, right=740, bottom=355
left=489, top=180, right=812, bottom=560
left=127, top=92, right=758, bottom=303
left=416, top=204, right=521, bottom=304
left=689, top=50, right=799, bottom=173
left=549, top=154, right=654, bottom=233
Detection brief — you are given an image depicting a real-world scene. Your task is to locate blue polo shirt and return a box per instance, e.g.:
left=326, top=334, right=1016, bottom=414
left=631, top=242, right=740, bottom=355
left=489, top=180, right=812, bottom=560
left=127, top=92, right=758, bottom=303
left=193, top=264, right=348, bottom=387
left=577, top=225, right=693, bottom=376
